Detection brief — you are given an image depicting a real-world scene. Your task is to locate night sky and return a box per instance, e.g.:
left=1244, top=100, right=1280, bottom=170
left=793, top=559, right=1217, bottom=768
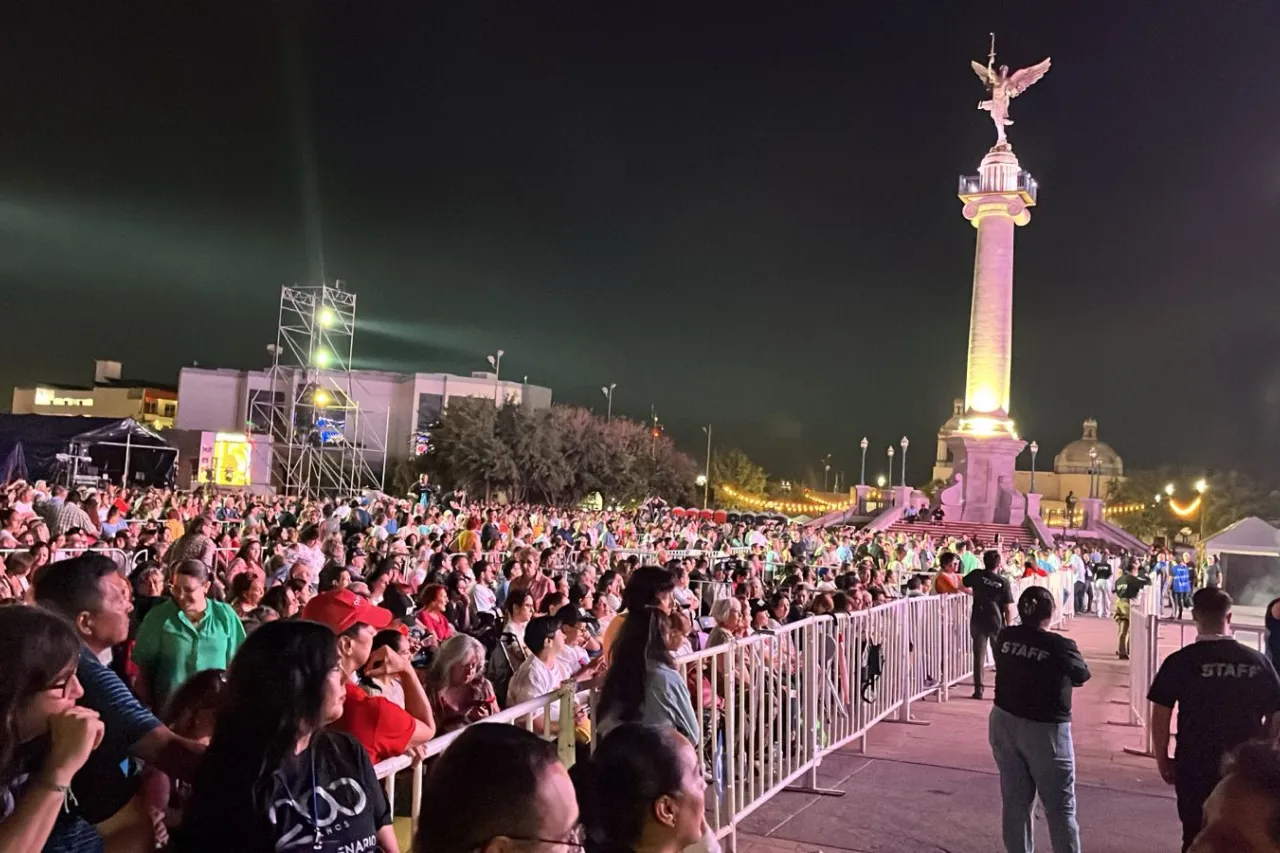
left=2, top=1, right=1279, bottom=486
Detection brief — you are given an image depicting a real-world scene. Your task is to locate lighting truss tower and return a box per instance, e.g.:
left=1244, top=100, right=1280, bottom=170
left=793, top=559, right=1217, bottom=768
left=253, top=282, right=388, bottom=499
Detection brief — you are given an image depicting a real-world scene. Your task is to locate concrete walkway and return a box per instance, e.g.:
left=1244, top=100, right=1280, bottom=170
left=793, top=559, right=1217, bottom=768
left=736, top=616, right=1183, bottom=853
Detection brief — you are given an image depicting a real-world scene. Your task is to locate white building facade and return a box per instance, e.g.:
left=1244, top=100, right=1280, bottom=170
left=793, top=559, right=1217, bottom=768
left=174, top=367, right=551, bottom=490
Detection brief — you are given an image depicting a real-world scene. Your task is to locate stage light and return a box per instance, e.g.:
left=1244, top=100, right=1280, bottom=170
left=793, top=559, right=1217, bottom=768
left=317, top=307, right=337, bottom=328
left=314, top=390, right=330, bottom=407
left=314, top=348, right=332, bottom=368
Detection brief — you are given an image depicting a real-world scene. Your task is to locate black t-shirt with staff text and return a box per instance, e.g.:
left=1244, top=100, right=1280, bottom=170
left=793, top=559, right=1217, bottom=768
left=1148, top=638, right=1280, bottom=763
left=964, top=569, right=1013, bottom=634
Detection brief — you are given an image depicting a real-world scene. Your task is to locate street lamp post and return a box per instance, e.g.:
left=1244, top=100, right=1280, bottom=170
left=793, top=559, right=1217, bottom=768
left=1196, top=478, right=1208, bottom=542
left=820, top=453, right=832, bottom=492
left=1029, top=441, right=1039, bottom=494
left=1088, top=447, right=1099, bottom=499
left=899, top=436, right=909, bottom=488
left=486, top=349, right=505, bottom=405
left=886, top=446, right=895, bottom=496
left=601, top=383, right=616, bottom=422
left=701, top=425, right=712, bottom=509
left=859, top=437, right=868, bottom=486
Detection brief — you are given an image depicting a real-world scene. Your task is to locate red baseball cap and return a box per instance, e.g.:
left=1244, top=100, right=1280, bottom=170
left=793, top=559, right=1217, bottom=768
left=303, top=589, right=393, bottom=634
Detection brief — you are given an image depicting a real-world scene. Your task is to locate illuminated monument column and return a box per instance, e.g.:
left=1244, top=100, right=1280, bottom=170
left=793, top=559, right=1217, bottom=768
left=945, top=146, right=1035, bottom=523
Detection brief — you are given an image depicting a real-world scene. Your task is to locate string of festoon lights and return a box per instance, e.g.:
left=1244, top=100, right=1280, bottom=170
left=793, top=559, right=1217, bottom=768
left=714, top=484, right=853, bottom=516
left=1167, top=496, right=1202, bottom=518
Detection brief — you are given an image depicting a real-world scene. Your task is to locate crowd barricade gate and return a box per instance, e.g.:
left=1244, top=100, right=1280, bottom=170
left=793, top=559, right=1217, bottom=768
left=373, top=588, right=1096, bottom=848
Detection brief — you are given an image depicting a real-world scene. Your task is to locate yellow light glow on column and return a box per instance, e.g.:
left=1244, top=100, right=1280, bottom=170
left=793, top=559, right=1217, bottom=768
left=969, top=387, right=999, bottom=414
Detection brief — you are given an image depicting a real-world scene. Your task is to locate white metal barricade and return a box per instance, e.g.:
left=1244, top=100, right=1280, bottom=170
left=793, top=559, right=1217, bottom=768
left=372, top=681, right=578, bottom=838
left=372, top=592, right=1043, bottom=848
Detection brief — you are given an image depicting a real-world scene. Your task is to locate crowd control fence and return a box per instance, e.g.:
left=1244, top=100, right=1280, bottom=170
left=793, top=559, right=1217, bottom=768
left=374, top=569, right=1077, bottom=846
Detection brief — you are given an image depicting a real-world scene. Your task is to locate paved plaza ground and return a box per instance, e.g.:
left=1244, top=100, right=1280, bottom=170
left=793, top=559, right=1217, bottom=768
left=736, top=616, right=1185, bottom=853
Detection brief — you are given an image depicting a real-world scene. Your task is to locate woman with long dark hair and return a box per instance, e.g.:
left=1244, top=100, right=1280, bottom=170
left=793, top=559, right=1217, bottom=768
left=175, top=620, right=397, bottom=852
left=574, top=724, right=706, bottom=853
left=0, top=606, right=108, bottom=852
left=597, top=607, right=698, bottom=746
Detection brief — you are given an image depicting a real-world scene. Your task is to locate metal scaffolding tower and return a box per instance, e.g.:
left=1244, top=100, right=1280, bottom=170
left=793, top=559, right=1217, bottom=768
left=252, top=282, right=388, bottom=499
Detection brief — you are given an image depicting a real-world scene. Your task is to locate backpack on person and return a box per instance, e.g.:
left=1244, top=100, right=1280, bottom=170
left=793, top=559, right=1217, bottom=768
left=486, top=632, right=528, bottom=709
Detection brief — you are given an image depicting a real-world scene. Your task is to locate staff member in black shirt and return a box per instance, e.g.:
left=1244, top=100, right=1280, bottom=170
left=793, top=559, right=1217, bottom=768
left=964, top=549, right=1015, bottom=700
left=989, top=586, right=1091, bottom=853
left=1148, top=588, right=1280, bottom=851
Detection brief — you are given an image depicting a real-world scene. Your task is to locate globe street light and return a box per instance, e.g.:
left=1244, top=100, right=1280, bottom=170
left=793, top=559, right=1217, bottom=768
left=486, top=349, right=505, bottom=405
left=701, top=425, right=712, bottom=509
left=1196, top=478, right=1209, bottom=542
left=1029, top=441, right=1039, bottom=494
left=1088, top=447, right=1099, bottom=498
left=601, top=383, right=616, bottom=422
left=859, top=437, right=869, bottom=486
left=886, top=446, right=895, bottom=496
left=821, top=453, right=832, bottom=492
left=876, top=475, right=886, bottom=488
left=1164, top=483, right=1175, bottom=496
left=899, top=436, right=909, bottom=488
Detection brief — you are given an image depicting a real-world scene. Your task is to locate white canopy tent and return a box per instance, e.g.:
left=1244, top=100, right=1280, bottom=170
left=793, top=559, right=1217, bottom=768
left=1202, top=517, right=1280, bottom=608
left=1203, top=516, right=1280, bottom=558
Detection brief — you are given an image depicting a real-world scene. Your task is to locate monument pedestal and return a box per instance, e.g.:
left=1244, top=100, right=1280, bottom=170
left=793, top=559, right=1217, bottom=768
left=1080, top=497, right=1104, bottom=531
left=945, top=435, right=1026, bottom=524
left=854, top=485, right=871, bottom=515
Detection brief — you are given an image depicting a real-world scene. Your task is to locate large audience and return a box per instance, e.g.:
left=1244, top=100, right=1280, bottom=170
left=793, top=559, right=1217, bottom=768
left=0, top=478, right=1236, bottom=852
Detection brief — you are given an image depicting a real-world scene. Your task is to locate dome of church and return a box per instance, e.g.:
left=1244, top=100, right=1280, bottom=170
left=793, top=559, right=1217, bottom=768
left=1053, top=419, right=1123, bottom=476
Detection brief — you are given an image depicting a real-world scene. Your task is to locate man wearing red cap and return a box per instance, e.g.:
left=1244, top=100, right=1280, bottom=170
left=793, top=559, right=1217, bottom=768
left=303, top=588, right=436, bottom=763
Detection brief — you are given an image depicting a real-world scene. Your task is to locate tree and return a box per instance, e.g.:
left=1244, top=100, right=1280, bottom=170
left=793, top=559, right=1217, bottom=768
left=421, top=400, right=699, bottom=506
left=710, top=448, right=768, bottom=508
left=1108, top=469, right=1280, bottom=542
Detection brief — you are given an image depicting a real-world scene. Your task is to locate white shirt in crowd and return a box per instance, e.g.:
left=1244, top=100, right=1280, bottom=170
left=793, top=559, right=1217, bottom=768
left=471, top=582, right=498, bottom=616
left=283, top=542, right=326, bottom=583
left=556, top=644, right=589, bottom=677
left=507, top=654, right=569, bottom=726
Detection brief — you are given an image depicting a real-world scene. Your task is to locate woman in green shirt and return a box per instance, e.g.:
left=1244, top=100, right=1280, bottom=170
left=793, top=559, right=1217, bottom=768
left=133, top=559, right=245, bottom=711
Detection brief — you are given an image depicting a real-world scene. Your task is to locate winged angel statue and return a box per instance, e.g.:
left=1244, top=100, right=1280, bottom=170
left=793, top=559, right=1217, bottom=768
left=971, top=51, right=1051, bottom=148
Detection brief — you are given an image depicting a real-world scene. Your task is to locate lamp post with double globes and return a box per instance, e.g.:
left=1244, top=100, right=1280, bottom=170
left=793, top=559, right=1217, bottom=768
left=601, top=383, right=616, bottom=422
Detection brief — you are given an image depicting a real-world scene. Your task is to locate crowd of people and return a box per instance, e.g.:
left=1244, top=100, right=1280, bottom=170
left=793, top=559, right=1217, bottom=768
left=0, top=476, right=1272, bottom=853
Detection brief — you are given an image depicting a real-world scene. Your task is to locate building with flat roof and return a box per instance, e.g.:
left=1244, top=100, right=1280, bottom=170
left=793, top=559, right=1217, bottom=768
left=173, top=366, right=552, bottom=490
left=11, top=360, right=178, bottom=429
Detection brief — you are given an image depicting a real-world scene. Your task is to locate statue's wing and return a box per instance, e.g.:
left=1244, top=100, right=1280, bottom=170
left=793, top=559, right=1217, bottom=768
left=970, top=60, right=994, bottom=87
left=1008, top=57, right=1051, bottom=98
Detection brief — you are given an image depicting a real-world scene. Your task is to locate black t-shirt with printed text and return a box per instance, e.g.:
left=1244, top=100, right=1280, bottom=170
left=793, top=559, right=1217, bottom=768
left=1148, top=638, right=1280, bottom=764
left=964, top=569, right=1013, bottom=634
left=176, top=731, right=390, bottom=853
left=993, top=624, right=1091, bottom=723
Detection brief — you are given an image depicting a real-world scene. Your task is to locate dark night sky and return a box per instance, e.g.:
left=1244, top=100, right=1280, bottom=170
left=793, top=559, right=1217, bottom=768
left=2, top=1, right=1279, bottom=486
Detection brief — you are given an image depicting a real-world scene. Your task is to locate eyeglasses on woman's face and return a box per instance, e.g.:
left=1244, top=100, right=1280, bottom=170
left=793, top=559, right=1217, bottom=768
left=480, top=824, right=585, bottom=851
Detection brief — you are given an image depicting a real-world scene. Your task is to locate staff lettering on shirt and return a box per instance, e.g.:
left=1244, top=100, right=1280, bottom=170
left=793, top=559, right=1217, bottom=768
left=1001, top=641, right=1049, bottom=662
left=1201, top=662, right=1263, bottom=679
